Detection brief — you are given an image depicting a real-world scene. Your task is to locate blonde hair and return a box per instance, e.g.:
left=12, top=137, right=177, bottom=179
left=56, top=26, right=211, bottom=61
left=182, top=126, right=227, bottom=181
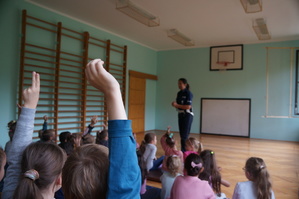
left=166, top=155, right=181, bottom=177
left=245, top=157, right=272, bottom=199
left=185, top=137, right=203, bottom=154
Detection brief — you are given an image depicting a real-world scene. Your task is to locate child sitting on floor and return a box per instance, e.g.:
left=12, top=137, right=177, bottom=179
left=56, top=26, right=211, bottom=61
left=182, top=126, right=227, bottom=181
left=199, top=150, right=230, bottom=198
left=160, top=155, right=182, bottom=199
left=232, top=157, right=275, bottom=199
left=140, top=132, right=164, bottom=171
left=96, top=126, right=108, bottom=147
left=161, top=126, right=183, bottom=172
left=183, top=137, right=203, bottom=161
left=170, top=153, right=215, bottom=199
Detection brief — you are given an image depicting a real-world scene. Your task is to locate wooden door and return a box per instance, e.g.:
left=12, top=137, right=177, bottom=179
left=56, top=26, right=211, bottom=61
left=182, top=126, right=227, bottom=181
left=129, top=76, right=146, bottom=133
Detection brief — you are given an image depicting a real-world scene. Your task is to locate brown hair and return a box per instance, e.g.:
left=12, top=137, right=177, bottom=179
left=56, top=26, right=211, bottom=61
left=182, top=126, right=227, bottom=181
left=0, top=148, right=6, bottom=180
left=62, top=144, right=109, bottom=199
left=185, top=153, right=202, bottom=176
left=199, top=149, right=222, bottom=196
left=139, top=133, right=156, bottom=154
left=165, top=133, right=175, bottom=148
left=185, top=137, right=203, bottom=154
left=96, top=130, right=108, bottom=144
left=82, top=134, right=95, bottom=145
left=166, top=155, right=181, bottom=177
left=13, top=142, right=66, bottom=199
left=245, top=157, right=272, bottom=199
left=41, top=129, right=55, bottom=142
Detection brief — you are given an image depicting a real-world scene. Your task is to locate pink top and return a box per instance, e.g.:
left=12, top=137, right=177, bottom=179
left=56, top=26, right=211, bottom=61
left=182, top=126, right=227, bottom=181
left=160, top=135, right=183, bottom=171
left=183, top=151, right=198, bottom=161
left=170, top=176, right=215, bottom=199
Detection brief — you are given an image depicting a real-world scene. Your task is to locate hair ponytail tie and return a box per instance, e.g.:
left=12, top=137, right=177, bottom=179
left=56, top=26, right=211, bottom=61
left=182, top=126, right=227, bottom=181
left=191, top=161, right=202, bottom=169
left=24, top=169, right=39, bottom=181
left=259, top=165, right=265, bottom=170
left=169, top=133, right=173, bottom=139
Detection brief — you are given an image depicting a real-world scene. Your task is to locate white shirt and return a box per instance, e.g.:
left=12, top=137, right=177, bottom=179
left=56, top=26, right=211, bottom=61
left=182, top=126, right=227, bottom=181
left=160, top=171, right=181, bottom=199
left=232, top=181, right=275, bottom=199
left=142, top=143, right=157, bottom=171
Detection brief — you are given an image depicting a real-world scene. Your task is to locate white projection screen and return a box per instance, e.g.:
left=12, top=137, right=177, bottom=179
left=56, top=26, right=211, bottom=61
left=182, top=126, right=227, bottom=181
left=200, top=98, right=251, bottom=137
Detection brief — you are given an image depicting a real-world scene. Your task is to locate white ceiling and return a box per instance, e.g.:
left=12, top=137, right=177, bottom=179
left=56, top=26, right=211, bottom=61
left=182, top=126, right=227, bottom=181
left=28, top=0, right=299, bottom=51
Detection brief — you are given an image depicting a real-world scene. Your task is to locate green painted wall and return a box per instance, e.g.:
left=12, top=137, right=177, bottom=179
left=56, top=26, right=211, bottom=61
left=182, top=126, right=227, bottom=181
left=156, top=41, right=299, bottom=142
left=0, top=0, right=157, bottom=147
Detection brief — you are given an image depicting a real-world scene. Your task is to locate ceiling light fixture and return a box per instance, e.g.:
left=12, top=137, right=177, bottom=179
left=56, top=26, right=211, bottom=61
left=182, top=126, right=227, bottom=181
left=240, top=0, right=262, bottom=13
left=167, top=29, right=195, bottom=46
left=252, top=18, right=271, bottom=40
left=116, top=0, right=159, bottom=27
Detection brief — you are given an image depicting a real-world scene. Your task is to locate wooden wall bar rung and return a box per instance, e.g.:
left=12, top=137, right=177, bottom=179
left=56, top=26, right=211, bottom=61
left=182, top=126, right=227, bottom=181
left=86, top=110, right=107, bottom=112
left=111, top=43, right=125, bottom=49
left=27, top=15, right=57, bottom=26
left=60, top=68, right=84, bottom=75
left=58, top=116, right=83, bottom=119
left=25, top=64, right=57, bottom=71
left=89, top=41, right=106, bottom=48
left=36, top=110, right=56, bottom=113
left=26, top=43, right=57, bottom=52
left=60, top=62, right=83, bottom=69
left=26, top=22, right=57, bottom=33
left=57, top=110, right=82, bottom=113
left=110, top=63, right=125, bottom=68
left=58, top=127, right=82, bottom=131
left=110, top=48, right=123, bottom=54
left=61, top=33, right=83, bottom=41
left=59, top=74, right=84, bottom=80
left=86, top=94, right=104, bottom=97
left=62, top=27, right=84, bottom=35
left=86, top=105, right=105, bottom=108
left=59, top=80, right=84, bottom=86
left=58, top=98, right=84, bottom=102
left=25, top=77, right=56, bottom=83
left=24, top=70, right=56, bottom=77
left=57, top=93, right=84, bottom=96
left=110, top=72, right=125, bottom=77
left=89, top=36, right=107, bottom=43
left=25, top=57, right=57, bottom=64
left=86, top=99, right=105, bottom=102
left=61, top=51, right=84, bottom=58
left=60, top=57, right=83, bottom=64
left=86, top=115, right=108, bottom=118
left=57, top=121, right=83, bottom=125
left=109, top=67, right=123, bottom=73
left=25, top=50, right=56, bottom=59
left=58, top=86, right=83, bottom=91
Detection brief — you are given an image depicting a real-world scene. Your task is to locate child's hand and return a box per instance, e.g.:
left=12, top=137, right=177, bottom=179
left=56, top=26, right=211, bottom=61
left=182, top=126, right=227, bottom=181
left=23, top=72, right=40, bottom=109
left=90, top=115, right=98, bottom=127
left=85, top=59, right=120, bottom=96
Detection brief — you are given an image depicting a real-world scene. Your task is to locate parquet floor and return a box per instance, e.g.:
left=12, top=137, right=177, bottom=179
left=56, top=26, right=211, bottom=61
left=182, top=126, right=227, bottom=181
left=136, top=131, right=299, bottom=199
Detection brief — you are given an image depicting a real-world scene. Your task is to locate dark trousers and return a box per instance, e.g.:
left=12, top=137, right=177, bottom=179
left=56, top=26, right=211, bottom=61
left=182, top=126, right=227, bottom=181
left=178, top=113, right=193, bottom=152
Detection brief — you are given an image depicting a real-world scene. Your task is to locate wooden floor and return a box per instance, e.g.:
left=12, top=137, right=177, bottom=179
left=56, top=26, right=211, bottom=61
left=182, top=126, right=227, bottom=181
left=136, top=131, right=299, bottom=199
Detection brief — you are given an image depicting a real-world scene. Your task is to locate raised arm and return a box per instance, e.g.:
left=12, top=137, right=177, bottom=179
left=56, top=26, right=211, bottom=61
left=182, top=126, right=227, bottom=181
left=2, top=72, right=40, bottom=199
left=83, top=115, right=97, bottom=136
left=85, top=59, right=140, bottom=199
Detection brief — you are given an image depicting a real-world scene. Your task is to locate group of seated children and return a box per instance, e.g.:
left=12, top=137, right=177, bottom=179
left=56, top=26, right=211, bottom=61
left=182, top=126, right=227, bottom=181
left=138, top=127, right=275, bottom=199
left=0, top=59, right=275, bottom=199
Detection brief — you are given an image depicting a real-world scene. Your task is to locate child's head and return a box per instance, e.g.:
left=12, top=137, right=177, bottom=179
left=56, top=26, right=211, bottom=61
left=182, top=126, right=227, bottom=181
left=139, top=133, right=156, bottom=154
left=166, top=155, right=181, bottom=177
left=13, top=142, right=66, bottom=199
left=244, top=157, right=272, bottom=199
left=82, top=134, right=95, bottom=145
left=59, top=131, right=71, bottom=143
left=7, top=120, right=17, bottom=141
left=96, top=130, right=108, bottom=144
left=165, top=133, right=175, bottom=148
left=185, top=137, right=203, bottom=153
left=41, top=129, right=55, bottom=142
left=0, top=148, right=6, bottom=181
left=199, top=149, right=221, bottom=195
left=62, top=144, right=109, bottom=199
left=184, top=153, right=203, bottom=176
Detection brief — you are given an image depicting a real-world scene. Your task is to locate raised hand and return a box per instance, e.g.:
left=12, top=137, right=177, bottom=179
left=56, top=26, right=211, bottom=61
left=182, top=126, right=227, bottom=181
left=43, top=115, right=48, bottom=122
left=23, top=71, right=40, bottom=109
left=90, top=115, right=98, bottom=127
left=85, top=59, right=120, bottom=96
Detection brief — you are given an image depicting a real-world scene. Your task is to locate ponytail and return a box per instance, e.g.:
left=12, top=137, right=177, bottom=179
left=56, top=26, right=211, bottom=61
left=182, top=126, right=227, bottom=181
left=139, top=140, right=147, bottom=154
left=178, top=78, right=190, bottom=90
left=245, top=157, right=272, bottom=199
left=13, top=142, right=66, bottom=199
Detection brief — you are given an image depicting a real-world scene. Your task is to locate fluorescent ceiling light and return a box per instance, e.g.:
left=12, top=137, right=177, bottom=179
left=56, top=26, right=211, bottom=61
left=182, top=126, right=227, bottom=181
left=116, top=0, right=159, bottom=27
left=240, top=0, right=262, bottom=13
left=252, top=18, right=271, bottom=40
left=167, top=29, right=195, bottom=46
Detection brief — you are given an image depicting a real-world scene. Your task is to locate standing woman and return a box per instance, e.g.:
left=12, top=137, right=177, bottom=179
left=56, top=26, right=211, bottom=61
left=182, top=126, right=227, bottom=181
left=172, top=78, right=194, bottom=152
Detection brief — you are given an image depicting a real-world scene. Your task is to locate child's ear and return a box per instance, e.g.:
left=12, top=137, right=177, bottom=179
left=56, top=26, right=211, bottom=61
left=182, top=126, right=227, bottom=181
left=56, top=174, right=62, bottom=186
